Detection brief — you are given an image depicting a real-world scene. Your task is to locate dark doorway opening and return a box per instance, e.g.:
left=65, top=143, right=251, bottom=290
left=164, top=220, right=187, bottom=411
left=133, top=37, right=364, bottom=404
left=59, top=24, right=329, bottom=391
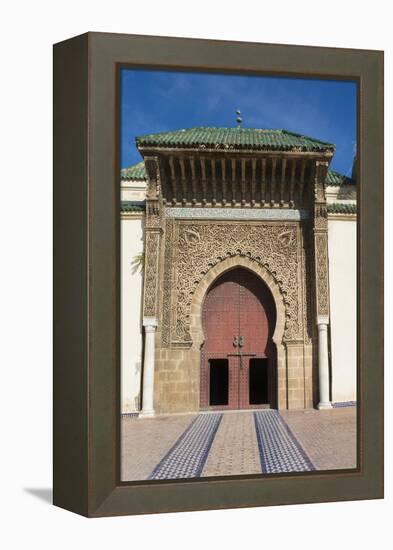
left=249, top=358, right=269, bottom=405
left=209, top=359, right=229, bottom=406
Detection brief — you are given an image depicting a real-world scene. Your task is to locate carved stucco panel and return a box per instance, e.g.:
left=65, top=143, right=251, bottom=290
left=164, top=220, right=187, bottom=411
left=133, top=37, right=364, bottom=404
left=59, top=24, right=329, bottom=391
left=162, top=221, right=305, bottom=345
left=302, top=227, right=314, bottom=344
left=162, top=219, right=175, bottom=346
left=143, top=231, right=160, bottom=317
left=315, top=231, right=329, bottom=317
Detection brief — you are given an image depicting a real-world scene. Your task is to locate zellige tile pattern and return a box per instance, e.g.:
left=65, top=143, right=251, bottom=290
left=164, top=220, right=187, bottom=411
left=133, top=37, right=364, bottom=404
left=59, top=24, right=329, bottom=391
left=121, top=413, right=196, bottom=481
left=280, top=407, right=357, bottom=470
left=148, top=413, right=223, bottom=480
left=254, top=410, right=315, bottom=473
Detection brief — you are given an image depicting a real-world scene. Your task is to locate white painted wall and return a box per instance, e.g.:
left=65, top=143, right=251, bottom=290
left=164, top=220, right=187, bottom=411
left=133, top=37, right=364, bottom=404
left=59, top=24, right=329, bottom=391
left=121, top=217, right=144, bottom=413
left=328, top=218, right=357, bottom=402
left=121, top=180, right=147, bottom=202
left=326, top=184, right=356, bottom=204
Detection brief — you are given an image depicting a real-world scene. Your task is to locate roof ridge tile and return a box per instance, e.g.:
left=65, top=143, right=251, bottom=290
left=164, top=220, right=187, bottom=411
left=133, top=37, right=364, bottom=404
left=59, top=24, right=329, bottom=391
left=135, top=126, right=335, bottom=151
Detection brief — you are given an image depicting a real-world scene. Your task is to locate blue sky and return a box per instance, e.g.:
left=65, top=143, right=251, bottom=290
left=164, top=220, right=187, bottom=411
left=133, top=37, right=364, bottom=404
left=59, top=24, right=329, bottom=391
left=120, top=69, right=357, bottom=175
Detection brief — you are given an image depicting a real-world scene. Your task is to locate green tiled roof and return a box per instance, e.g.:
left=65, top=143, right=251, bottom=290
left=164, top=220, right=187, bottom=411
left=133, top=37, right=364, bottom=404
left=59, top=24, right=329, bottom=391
left=121, top=201, right=145, bottom=213
left=136, top=127, right=335, bottom=152
left=327, top=203, right=357, bottom=214
left=326, top=169, right=355, bottom=186
left=121, top=161, right=147, bottom=181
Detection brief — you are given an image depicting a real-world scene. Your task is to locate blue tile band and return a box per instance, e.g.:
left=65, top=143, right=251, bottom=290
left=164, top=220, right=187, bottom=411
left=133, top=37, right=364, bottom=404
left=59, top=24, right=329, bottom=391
left=254, top=410, right=315, bottom=473
left=332, top=401, right=356, bottom=408
left=121, top=412, right=139, bottom=418
left=148, top=413, right=223, bottom=480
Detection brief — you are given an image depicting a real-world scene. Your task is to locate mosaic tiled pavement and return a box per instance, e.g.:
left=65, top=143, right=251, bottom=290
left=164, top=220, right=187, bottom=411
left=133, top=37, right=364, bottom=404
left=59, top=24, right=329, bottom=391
left=121, top=407, right=356, bottom=481
left=149, top=413, right=223, bottom=479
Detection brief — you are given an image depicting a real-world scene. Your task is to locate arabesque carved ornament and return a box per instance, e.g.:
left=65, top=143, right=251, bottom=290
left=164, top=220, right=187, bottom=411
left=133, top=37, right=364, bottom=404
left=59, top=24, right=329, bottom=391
left=162, top=221, right=307, bottom=346
left=315, top=232, right=329, bottom=316
left=143, top=231, right=160, bottom=317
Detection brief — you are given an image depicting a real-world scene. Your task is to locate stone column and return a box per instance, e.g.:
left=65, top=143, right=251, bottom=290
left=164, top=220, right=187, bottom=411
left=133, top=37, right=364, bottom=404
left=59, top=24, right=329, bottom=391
left=312, top=160, right=332, bottom=410
left=139, top=155, right=163, bottom=417
left=317, top=316, right=331, bottom=409
left=140, top=317, right=158, bottom=417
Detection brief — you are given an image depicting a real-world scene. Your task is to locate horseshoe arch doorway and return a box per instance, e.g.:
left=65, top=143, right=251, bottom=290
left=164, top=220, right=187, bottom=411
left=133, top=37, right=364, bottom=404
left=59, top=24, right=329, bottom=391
left=200, top=267, right=277, bottom=410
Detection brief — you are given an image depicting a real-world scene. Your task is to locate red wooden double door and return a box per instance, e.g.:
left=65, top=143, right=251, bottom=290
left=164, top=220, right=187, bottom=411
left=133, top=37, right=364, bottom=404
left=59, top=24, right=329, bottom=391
left=201, top=268, right=277, bottom=410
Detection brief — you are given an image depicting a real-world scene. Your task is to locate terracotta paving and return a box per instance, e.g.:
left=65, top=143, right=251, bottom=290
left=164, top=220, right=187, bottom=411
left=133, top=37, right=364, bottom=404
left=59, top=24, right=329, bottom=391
left=280, top=407, right=357, bottom=470
left=121, top=407, right=357, bottom=482
left=202, top=411, right=261, bottom=477
left=121, top=413, right=196, bottom=481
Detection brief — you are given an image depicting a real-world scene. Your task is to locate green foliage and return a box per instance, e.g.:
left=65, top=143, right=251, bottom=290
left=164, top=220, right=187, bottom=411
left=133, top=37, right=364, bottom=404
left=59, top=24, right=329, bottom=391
left=131, top=252, right=145, bottom=274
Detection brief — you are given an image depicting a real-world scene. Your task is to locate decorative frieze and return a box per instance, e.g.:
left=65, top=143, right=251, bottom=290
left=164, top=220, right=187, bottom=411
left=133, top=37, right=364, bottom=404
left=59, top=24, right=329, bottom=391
left=165, top=207, right=309, bottom=221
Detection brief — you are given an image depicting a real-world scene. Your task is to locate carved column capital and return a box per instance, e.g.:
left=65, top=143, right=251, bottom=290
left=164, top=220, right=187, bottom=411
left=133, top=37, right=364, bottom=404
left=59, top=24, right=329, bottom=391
left=313, top=159, right=329, bottom=203
left=143, top=155, right=164, bottom=231
left=143, top=316, right=158, bottom=329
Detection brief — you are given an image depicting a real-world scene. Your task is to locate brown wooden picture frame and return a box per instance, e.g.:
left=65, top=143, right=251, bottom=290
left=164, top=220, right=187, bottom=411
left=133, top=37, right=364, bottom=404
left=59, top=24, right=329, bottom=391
left=53, top=32, right=383, bottom=517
